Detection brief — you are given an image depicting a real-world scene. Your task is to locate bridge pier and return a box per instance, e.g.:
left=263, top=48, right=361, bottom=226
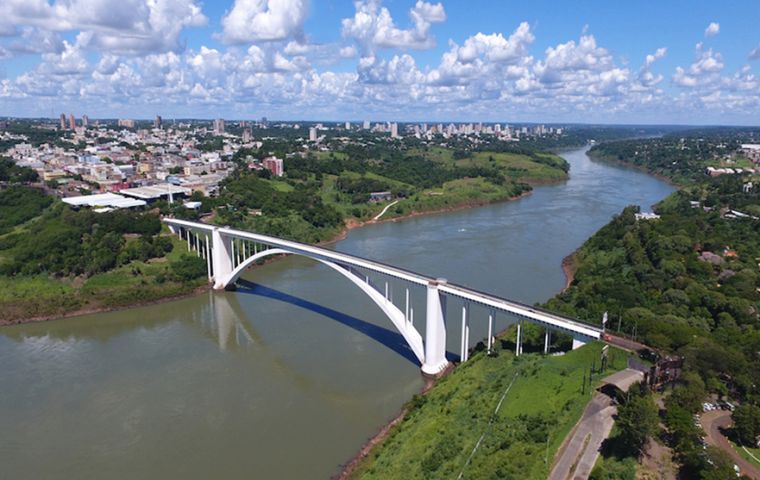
left=544, top=329, right=550, bottom=354
left=211, top=227, right=234, bottom=289
left=421, top=279, right=449, bottom=376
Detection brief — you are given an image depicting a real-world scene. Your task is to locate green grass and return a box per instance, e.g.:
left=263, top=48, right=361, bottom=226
left=382, top=177, right=523, bottom=219
left=314, top=151, right=349, bottom=160
left=468, top=151, right=569, bottom=182
left=349, top=342, right=629, bottom=480
left=269, top=180, right=294, bottom=192
left=730, top=439, right=760, bottom=468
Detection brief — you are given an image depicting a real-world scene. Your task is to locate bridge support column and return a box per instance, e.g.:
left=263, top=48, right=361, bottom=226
left=487, top=310, right=494, bottom=353
left=544, top=329, right=550, bottom=355
left=421, top=279, right=449, bottom=376
left=460, top=304, right=469, bottom=362
left=572, top=335, right=587, bottom=350
left=212, top=228, right=234, bottom=289
left=515, top=320, right=522, bottom=356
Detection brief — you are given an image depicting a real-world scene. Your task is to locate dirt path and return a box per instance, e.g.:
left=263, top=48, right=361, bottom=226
left=701, top=410, right=760, bottom=479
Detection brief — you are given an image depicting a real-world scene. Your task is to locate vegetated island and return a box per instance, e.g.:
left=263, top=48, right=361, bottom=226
left=0, top=140, right=570, bottom=324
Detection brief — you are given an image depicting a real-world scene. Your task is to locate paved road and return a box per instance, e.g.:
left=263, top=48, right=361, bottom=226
left=548, top=393, right=617, bottom=480
left=701, top=410, right=760, bottom=479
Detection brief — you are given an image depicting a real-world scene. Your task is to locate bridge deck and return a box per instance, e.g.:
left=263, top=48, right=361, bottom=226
left=164, top=218, right=602, bottom=339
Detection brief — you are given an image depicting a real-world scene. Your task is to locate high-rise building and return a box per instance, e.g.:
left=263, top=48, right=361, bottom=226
left=213, top=118, right=225, bottom=135
left=242, top=128, right=252, bottom=143
left=309, top=127, right=317, bottom=142
left=69, top=114, right=76, bottom=130
left=154, top=115, right=162, bottom=129
left=363, top=120, right=370, bottom=129
left=118, top=119, right=136, bottom=128
left=59, top=113, right=66, bottom=130
left=345, top=121, right=351, bottom=130
left=390, top=122, right=399, bottom=138
left=263, top=156, right=284, bottom=177
left=82, top=115, right=89, bottom=128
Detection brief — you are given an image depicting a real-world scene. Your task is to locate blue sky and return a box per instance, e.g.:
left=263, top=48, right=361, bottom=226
left=1, top=0, right=759, bottom=124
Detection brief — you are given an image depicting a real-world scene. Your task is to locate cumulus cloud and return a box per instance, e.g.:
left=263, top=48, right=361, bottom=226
left=342, top=0, right=446, bottom=54
left=632, top=47, right=667, bottom=92
left=673, top=42, right=724, bottom=87
left=220, top=0, right=309, bottom=44
left=0, top=0, right=207, bottom=55
left=704, top=22, right=720, bottom=38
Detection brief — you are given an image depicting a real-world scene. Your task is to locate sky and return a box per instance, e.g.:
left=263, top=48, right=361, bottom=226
left=1, top=0, right=760, bottom=124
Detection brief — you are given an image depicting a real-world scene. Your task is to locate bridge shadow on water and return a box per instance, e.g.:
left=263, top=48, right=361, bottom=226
left=235, top=279, right=425, bottom=366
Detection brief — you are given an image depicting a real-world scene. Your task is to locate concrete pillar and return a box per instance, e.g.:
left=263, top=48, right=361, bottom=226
left=516, top=321, right=522, bottom=356
left=205, top=235, right=211, bottom=280
left=212, top=228, right=234, bottom=289
left=487, top=310, right=494, bottom=353
left=519, top=320, right=524, bottom=356
left=544, top=329, right=550, bottom=355
left=460, top=304, right=469, bottom=362
left=572, top=335, right=587, bottom=350
left=421, top=279, right=448, bottom=376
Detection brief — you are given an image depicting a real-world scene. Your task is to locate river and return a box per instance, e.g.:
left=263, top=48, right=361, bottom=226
left=0, top=148, right=673, bottom=479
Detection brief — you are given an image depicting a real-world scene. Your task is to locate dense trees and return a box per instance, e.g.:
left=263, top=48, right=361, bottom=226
left=615, top=385, right=659, bottom=455
left=0, top=157, right=39, bottom=183
left=0, top=186, right=52, bottom=235
left=732, top=404, right=760, bottom=446
left=0, top=204, right=174, bottom=278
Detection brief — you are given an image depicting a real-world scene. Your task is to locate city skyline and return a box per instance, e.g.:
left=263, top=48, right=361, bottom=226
left=1, top=1, right=760, bottom=124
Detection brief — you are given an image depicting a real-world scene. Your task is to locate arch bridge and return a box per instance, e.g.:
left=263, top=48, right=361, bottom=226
left=164, top=218, right=602, bottom=375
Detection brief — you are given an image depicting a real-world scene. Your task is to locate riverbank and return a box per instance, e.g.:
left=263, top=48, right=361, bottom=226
left=586, top=150, right=680, bottom=188
left=561, top=251, right=579, bottom=292
left=324, top=188, right=534, bottom=246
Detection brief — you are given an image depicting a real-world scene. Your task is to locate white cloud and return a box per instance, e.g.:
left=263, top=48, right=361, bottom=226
left=220, top=0, right=309, bottom=44
left=340, top=45, right=358, bottom=58
left=0, top=0, right=207, bottom=55
left=673, top=42, right=724, bottom=88
left=342, top=0, right=446, bottom=54
left=704, top=22, right=720, bottom=38
left=749, top=44, right=760, bottom=61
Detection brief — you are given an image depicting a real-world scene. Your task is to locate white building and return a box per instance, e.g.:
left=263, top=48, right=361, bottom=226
left=309, top=127, right=317, bottom=142
left=390, top=122, right=399, bottom=138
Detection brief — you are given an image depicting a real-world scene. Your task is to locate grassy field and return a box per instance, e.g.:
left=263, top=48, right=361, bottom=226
left=381, top=177, right=525, bottom=220
left=349, top=341, right=629, bottom=480
left=411, top=148, right=569, bottom=183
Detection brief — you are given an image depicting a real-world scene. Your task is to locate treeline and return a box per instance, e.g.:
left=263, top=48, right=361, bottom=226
left=0, top=202, right=168, bottom=277
left=0, top=157, right=39, bottom=183
left=588, top=128, right=760, bottom=184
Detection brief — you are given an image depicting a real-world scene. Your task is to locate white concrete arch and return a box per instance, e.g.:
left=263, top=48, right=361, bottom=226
left=220, top=246, right=426, bottom=365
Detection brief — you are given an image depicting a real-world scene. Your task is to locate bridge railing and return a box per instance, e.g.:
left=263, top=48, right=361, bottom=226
left=163, top=217, right=603, bottom=339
